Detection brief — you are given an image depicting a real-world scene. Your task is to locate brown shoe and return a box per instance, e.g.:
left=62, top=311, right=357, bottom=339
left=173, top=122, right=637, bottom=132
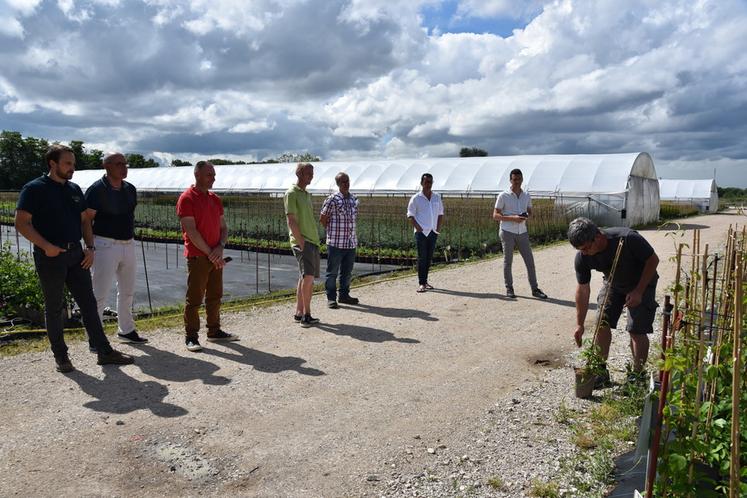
left=97, top=349, right=135, bottom=366
left=55, top=355, right=74, bottom=373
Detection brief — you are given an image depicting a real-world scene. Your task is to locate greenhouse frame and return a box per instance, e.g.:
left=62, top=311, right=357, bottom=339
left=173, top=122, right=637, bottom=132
left=73, top=152, right=660, bottom=227
left=659, top=178, right=719, bottom=213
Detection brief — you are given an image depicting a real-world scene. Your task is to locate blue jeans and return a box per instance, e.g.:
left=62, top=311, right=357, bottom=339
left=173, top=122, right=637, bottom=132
left=415, top=231, right=438, bottom=285
left=325, top=246, right=356, bottom=301
left=33, top=245, right=113, bottom=358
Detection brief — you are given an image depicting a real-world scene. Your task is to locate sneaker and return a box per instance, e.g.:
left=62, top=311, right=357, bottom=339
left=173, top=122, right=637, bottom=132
left=55, top=355, right=75, bottom=373
left=338, top=295, right=359, bottom=305
left=594, top=368, right=613, bottom=389
left=293, top=313, right=303, bottom=322
left=97, top=349, right=135, bottom=366
left=532, top=288, right=548, bottom=299
left=186, top=339, right=203, bottom=352
left=117, top=330, right=149, bottom=344
left=506, top=287, right=516, bottom=299
left=206, top=330, right=239, bottom=342
left=300, top=315, right=320, bottom=328
left=327, top=300, right=339, bottom=309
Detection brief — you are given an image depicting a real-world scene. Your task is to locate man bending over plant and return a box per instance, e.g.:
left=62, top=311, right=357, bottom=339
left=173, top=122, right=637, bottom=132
left=568, top=217, right=659, bottom=388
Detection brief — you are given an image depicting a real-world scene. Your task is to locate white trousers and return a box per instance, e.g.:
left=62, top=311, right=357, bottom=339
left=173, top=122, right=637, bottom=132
left=91, top=235, right=137, bottom=334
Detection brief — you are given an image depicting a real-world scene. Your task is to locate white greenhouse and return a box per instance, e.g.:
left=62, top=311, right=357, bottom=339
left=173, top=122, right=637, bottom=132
left=659, top=178, right=719, bottom=213
left=73, top=152, right=660, bottom=226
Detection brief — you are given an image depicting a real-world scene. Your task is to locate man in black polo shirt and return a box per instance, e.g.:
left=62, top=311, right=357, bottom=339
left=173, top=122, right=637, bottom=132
left=15, top=144, right=135, bottom=373
left=568, top=217, right=659, bottom=388
left=85, top=152, right=147, bottom=347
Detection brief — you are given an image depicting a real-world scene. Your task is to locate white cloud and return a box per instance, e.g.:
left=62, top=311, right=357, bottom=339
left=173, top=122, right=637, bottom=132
left=229, top=119, right=275, bottom=133
left=1, top=0, right=747, bottom=185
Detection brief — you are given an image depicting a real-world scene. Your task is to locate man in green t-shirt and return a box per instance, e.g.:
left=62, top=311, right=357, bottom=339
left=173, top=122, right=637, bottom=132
left=284, top=163, right=321, bottom=328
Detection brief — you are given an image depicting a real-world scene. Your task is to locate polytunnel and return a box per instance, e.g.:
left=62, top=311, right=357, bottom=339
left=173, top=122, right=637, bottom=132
left=72, top=152, right=660, bottom=227
left=659, top=178, right=718, bottom=213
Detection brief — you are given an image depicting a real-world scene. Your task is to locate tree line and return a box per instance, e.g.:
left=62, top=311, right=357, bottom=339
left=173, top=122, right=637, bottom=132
left=0, top=130, right=158, bottom=190
left=170, top=152, right=321, bottom=167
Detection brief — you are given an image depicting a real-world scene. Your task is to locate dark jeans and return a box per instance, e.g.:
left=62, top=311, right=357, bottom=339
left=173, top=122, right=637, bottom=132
left=415, top=231, right=438, bottom=285
left=325, top=246, right=356, bottom=301
left=33, top=245, right=113, bottom=358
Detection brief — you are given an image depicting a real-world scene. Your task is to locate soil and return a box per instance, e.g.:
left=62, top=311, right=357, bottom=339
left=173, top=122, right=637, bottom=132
left=0, top=211, right=740, bottom=497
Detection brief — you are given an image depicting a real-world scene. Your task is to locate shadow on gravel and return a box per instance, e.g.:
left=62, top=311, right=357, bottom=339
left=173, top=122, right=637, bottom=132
left=541, top=297, right=597, bottom=310
left=69, top=368, right=188, bottom=417
left=134, top=344, right=231, bottom=385
left=316, top=323, right=420, bottom=344
left=426, top=288, right=507, bottom=299
left=343, top=303, right=438, bottom=321
left=202, top=342, right=326, bottom=376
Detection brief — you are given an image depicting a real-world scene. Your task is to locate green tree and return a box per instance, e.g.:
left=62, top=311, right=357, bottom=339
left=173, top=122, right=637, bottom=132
left=275, top=152, right=320, bottom=163
left=459, top=147, right=488, bottom=157
left=208, top=158, right=248, bottom=165
left=0, top=130, right=48, bottom=189
left=171, top=159, right=192, bottom=167
left=68, top=140, right=103, bottom=170
left=126, top=153, right=158, bottom=168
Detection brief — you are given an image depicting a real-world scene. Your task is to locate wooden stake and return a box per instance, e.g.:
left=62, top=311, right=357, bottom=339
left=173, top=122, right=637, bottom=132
left=689, top=243, right=709, bottom=485
left=730, top=251, right=742, bottom=498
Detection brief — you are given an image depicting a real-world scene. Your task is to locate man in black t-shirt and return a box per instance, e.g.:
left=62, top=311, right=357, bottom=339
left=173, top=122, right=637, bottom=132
left=85, top=152, right=147, bottom=347
left=15, top=145, right=134, bottom=373
left=568, top=217, right=659, bottom=387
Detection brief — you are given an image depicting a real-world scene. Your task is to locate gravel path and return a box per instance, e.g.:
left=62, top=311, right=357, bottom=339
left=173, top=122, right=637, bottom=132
left=0, top=212, right=740, bottom=497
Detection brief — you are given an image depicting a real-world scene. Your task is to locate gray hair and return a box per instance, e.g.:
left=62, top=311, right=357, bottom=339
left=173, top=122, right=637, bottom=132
left=296, top=162, right=313, bottom=177
left=567, top=217, right=599, bottom=247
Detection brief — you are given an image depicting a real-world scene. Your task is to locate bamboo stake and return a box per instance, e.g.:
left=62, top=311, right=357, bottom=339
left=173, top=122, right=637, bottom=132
left=730, top=251, right=742, bottom=498
left=591, top=238, right=625, bottom=347
left=688, top=243, right=709, bottom=485
left=672, top=243, right=683, bottom=333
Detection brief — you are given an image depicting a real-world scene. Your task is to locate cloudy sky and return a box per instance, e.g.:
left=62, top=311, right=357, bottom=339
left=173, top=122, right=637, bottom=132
left=1, top=0, right=746, bottom=186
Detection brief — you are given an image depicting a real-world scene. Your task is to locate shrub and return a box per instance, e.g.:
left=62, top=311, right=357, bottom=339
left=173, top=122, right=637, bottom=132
left=0, top=244, right=45, bottom=323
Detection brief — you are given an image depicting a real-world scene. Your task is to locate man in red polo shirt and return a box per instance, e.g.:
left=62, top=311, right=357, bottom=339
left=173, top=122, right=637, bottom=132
left=176, top=161, right=238, bottom=351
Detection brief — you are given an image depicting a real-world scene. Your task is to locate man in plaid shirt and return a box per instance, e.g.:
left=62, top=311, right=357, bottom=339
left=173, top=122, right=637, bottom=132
left=320, top=172, right=360, bottom=308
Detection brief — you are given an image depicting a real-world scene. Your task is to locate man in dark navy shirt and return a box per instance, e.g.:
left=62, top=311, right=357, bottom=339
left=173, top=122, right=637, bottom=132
left=15, top=145, right=134, bottom=373
left=568, top=217, right=659, bottom=388
left=85, top=152, right=147, bottom=347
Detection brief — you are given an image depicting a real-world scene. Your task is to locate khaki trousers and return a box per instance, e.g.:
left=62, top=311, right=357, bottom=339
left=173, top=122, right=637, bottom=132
left=184, top=256, right=223, bottom=340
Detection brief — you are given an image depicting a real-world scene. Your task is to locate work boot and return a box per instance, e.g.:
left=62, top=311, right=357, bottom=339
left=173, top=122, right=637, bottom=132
left=338, top=295, right=359, bottom=305
left=97, top=349, right=135, bottom=366
left=55, top=355, right=74, bottom=373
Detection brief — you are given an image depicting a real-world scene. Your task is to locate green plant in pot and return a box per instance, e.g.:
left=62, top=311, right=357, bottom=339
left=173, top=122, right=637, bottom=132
left=575, top=339, right=606, bottom=398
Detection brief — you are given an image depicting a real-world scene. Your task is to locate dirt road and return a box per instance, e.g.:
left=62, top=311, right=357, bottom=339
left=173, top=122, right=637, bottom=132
left=0, top=212, right=740, bottom=497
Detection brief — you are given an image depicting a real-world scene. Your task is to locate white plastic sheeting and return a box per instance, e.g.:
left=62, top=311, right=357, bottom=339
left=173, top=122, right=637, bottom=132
left=659, top=179, right=719, bottom=213
left=72, top=152, right=659, bottom=226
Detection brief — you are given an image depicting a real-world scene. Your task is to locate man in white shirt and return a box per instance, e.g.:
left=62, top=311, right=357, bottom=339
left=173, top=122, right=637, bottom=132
left=493, top=168, right=547, bottom=300
left=407, top=173, right=444, bottom=293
